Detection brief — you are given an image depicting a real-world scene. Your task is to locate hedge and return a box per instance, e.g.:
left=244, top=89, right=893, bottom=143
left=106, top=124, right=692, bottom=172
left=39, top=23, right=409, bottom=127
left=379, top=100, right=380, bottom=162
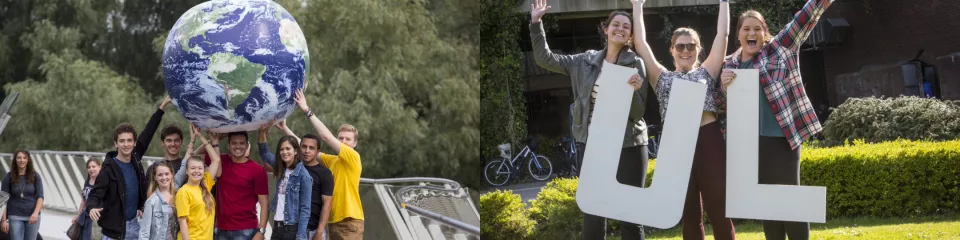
left=479, top=139, right=960, bottom=239
left=803, top=139, right=960, bottom=218
left=823, top=96, right=960, bottom=145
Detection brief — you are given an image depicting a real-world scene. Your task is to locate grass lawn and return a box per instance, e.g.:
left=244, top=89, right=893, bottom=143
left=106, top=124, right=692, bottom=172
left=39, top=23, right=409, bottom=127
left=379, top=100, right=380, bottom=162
left=608, top=215, right=960, bottom=240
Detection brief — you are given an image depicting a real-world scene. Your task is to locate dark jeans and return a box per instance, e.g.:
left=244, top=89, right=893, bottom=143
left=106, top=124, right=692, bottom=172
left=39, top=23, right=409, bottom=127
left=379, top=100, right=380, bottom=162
left=758, top=136, right=810, bottom=240
left=215, top=228, right=258, bottom=240
left=575, top=142, right=647, bottom=240
left=78, top=211, right=94, bottom=240
left=271, top=222, right=298, bottom=240
left=681, top=122, right=736, bottom=240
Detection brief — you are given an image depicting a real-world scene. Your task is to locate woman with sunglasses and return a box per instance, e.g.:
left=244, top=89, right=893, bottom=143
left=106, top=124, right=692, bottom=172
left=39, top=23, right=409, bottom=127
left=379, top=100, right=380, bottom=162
left=632, top=0, right=736, bottom=239
left=717, top=0, right=832, bottom=239
left=529, top=0, right=653, bottom=238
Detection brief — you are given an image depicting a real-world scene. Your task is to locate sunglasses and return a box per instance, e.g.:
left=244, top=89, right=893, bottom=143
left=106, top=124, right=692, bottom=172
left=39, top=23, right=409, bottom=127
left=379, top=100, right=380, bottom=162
left=674, top=43, right=697, bottom=52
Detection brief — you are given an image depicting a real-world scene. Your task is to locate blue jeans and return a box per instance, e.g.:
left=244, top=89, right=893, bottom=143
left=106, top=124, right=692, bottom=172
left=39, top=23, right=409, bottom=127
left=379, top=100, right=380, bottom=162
left=215, top=228, right=258, bottom=240
left=8, top=215, right=39, bottom=240
left=101, top=219, right=140, bottom=240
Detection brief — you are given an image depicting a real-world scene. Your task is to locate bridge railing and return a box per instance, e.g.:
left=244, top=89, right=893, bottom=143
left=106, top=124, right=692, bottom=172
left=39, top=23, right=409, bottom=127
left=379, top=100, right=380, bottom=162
left=0, top=151, right=479, bottom=240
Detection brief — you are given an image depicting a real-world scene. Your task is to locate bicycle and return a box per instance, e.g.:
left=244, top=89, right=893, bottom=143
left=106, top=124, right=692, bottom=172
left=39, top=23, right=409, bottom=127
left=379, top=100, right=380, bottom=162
left=555, top=136, right=578, bottom=177
left=483, top=137, right=553, bottom=187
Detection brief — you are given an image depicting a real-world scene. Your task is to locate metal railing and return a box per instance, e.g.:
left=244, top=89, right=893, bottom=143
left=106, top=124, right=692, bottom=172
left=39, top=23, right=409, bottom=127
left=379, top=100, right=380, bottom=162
left=0, top=151, right=479, bottom=240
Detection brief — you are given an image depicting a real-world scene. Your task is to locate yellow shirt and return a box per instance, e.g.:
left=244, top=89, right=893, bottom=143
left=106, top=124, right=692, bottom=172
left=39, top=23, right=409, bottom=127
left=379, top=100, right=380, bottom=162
left=320, top=143, right=364, bottom=223
left=176, top=173, right=215, bottom=240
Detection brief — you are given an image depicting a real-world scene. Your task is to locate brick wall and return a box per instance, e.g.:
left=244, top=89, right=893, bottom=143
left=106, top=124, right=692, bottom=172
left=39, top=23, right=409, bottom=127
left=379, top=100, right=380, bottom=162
left=819, top=1, right=960, bottom=104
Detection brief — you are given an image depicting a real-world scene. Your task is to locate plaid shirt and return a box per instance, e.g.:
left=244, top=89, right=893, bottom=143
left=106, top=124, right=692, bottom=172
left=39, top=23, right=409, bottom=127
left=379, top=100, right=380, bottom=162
left=716, top=0, right=832, bottom=150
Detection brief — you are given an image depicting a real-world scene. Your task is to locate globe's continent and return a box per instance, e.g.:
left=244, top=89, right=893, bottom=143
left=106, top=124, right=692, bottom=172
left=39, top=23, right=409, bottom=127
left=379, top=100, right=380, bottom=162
left=162, top=0, right=309, bottom=133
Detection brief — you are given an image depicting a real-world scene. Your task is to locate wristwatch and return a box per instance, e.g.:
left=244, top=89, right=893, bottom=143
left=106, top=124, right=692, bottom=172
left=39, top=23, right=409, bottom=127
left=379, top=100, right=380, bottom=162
left=259, top=228, right=267, bottom=234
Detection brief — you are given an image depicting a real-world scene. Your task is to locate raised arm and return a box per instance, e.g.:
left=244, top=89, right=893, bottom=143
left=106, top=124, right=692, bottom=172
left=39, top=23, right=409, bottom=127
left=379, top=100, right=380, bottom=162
left=631, top=0, right=664, bottom=86
left=702, top=0, right=730, bottom=80
left=134, top=96, right=171, bottom=159
left=176, top=128, right=200, bottom=187
left=275, top=120, right=301, bottom=142
left=529, top=0, right=582, bottom=75
left=258, top=122, right=277, bottom=173
left=196, top=126, right=222, bottom=179
left=294, top=89, right=343, bottom=154
left=773, top=0, right=833, bottom=52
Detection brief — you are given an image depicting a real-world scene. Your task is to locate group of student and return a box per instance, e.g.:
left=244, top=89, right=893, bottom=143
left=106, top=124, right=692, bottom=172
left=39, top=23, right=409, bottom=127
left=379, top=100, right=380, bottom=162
left=530, top=0, right=832, bottom=239
left=51, top=89, right=366, bottom=240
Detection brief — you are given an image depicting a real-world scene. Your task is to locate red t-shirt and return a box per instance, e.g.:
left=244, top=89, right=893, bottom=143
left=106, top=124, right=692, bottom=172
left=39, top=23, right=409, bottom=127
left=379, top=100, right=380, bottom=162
left=205, top=154, right=269, bottom=230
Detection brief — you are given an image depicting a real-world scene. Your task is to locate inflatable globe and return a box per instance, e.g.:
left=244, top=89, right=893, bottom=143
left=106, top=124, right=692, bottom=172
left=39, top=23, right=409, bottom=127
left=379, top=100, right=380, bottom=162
left=162, top=0, right=309, bottom=133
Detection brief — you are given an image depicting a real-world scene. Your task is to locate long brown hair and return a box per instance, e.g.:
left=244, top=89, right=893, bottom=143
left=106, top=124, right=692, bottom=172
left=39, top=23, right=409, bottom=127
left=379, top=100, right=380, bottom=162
left=146, top=162, right=177, bottom=203
left=273, top=136, right=302, bottom=179
left=186, top=157, right=215, bottom=213
left=11, top=150, right=36, bottom=185
left=86, top=157, right=101, bottom=182
left=736, top=10, right=774, bottom=46
left=669, top=27, right=704, bottom=70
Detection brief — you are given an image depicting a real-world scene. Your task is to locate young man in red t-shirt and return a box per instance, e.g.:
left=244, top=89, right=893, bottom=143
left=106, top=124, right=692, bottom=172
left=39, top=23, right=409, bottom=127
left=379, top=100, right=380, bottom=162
left=203, top=131, right=270, bottom=240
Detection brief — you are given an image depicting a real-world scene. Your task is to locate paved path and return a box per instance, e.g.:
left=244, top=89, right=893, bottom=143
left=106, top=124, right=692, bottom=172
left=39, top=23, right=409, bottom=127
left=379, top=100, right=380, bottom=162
left=481, top=180, right=549, bottom=203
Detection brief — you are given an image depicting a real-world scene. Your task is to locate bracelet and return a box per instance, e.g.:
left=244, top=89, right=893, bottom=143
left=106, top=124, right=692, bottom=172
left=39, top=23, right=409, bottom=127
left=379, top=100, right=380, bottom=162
left=306, top=110, right=314, bottom=118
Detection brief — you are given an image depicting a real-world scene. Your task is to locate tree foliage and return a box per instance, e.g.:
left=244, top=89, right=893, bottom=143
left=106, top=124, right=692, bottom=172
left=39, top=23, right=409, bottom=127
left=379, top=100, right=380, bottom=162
left=1, top=0, right=481, bottom=188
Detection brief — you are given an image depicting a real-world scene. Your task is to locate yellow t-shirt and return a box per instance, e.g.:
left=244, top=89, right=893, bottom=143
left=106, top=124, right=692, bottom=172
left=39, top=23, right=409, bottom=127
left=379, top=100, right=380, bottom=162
left=320, top=143, right=364, bottom=223
left=176, top=173, right=215, bottom=240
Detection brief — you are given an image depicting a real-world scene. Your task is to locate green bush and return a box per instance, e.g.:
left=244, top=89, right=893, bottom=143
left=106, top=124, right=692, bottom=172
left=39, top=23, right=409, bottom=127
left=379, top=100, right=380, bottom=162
left=802, top=139, right=960, bottom=218
left=527, top=177, right=582, bottom=239
left=823, top=96, right=960, bottom=145
left=479, top=141, right=960, bottom=235
left=479, top=190, right=534, bottom=240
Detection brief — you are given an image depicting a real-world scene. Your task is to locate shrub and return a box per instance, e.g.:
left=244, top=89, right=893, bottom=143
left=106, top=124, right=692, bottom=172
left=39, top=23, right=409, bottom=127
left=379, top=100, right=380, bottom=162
left=479, top=141, right=960, bottom=234
left=802, top=139, right=960, bottom=218
left=823, top=96, right=960, bottom=145
left=479, top=190, right=534, bottom=240
left=527, top=177, right=582, bottom=239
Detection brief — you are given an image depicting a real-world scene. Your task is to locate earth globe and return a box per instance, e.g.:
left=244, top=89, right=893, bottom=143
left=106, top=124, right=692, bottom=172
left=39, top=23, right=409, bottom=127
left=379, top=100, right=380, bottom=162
left=162, top=0, right=309, bottom=133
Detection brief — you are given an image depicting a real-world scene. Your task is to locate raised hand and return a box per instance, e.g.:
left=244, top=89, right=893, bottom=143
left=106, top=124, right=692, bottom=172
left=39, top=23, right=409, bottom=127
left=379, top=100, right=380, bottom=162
left=530, top=0, right=552, bottom=23
left=160, top=95, right=173, bottom=110
left=294, top=89, right=310, bottom=113
left=193, top=125, right=210, bottom=145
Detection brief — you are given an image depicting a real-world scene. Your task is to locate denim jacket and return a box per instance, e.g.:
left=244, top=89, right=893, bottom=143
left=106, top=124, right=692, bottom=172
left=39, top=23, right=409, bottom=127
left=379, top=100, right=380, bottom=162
left=269, top=162, right=313, bottom=240
left=138, top=191, right=177, bottom=240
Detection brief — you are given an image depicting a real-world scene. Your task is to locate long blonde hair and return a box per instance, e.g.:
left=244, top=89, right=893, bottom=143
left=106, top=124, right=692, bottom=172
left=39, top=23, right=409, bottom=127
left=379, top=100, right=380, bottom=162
left=146, top=162, right=178, bottom=207
left=186, top=157, right=215, bottom=213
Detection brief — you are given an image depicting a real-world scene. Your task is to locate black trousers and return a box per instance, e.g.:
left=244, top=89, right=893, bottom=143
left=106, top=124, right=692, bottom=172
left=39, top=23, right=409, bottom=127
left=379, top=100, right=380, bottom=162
left=758, top=136, right=809, bottom=240
left=271, top=221, right=299, bottom=240
left=576, top=142, right=647, bottom=240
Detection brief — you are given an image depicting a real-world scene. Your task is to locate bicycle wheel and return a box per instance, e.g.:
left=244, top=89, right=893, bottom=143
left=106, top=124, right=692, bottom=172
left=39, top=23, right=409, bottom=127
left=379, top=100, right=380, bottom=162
left=484, top=160, right=512, bottom=187
left=527, top=155, right=553, bottom=181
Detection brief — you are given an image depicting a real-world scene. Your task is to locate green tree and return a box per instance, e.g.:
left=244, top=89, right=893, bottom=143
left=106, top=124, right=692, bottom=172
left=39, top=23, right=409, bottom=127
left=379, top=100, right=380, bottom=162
left=265, top=0, right=481, bottom=188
